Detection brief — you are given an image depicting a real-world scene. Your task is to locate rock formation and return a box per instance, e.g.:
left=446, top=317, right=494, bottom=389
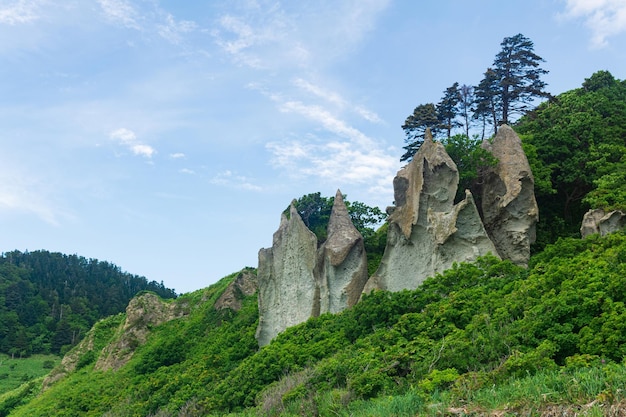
left=96, top=293, right=183, bottom=371
left=364, top=130, right=498, bottom=293
left=215, top=269, right=257, bottom=311
left=256, top=203, right=318, bottom=347
left=315, top=191, right=369, bottom=314
left=581, top=209, right=626, bottom=238
left=480, top=125, right=539, bottom=267
left=256, top=192, right=368, bottom=346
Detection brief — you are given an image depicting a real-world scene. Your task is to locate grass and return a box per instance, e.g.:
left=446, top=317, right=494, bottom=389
left=220, top=364, right=626, bottom=416
left=0, top=353, right=61, bottom=395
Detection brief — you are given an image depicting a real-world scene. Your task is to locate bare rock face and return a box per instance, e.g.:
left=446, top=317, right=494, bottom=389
left=316, top=190, right=369, bottom=314
left=256, top=203, right=319, bottom=347
left=365, top=130, right=498, bottom=293
left=215, top=269, right=257, bottom=311
left=481, top=124, right=539, bottom=267
left=581, top=209, right=626, bottom=237
left=95, top=293, right=183, bottom=371
left=256, top=193, right=369, bottom=346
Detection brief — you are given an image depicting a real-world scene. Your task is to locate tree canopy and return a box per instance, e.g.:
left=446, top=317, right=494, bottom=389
left=0, top=250, right=177, bottom=357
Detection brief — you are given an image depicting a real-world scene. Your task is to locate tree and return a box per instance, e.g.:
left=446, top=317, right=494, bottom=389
left=493, top=33, right=549, bottom=124
left=473, top=68, right=500, bottom=138
left=516, top=70, right=626, bottom=246
left=459, top=84, right=474, bottom=137
left=400, top=103, right=440, bottom=161
left=437, top=82, right=462, bottom=139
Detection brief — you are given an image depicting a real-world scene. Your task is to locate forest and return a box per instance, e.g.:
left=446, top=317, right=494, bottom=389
left=1, top=33, right=626, bottom=416
left=0, top=250, right=177, bottom=357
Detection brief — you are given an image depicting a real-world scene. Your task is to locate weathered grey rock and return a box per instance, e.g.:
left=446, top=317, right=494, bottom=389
left=96, top=293, right=183, bottom=372
left=255, top=203, right=318, bottom=347
left=365, top=130, right=498, bottom=293
left=481, top=124, right=539, bottom=267
left=581, top=209, right=626, bottom=237
left=215, top=269, right=257, bottom=311
left=316, top=190, right=369, bottom=314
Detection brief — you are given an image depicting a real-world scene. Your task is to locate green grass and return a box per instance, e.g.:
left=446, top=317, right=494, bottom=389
left=0, top=354, right=61, bottom=395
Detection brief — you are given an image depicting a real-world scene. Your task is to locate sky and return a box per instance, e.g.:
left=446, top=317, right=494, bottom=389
left=1, top=0, right=625, bottom=294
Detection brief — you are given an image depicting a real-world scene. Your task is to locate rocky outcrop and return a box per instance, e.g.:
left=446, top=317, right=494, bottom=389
left=95, top=293, right=183, bottom=371
left=316, top=191, right=369, bottom=314
left=256, top=203, right=319, bottom=347
left=365, top=130, right=498, bottom=293
left=481, top=125, right=539, bottom=267
left=581, top=209, right=626, bottom=238
left=256, top=192, right=368, bottom=346
left=215, top=269, right=257, bottom=311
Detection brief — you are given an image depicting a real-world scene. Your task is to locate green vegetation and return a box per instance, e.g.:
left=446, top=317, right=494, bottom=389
left=0, top=354, right=61, bottom=395
left=1, top=62, right=625, bottom=416
left=0, top=250, right=177, bottom=357
left=516, top=70, right=626, bottom=249
left=3, top=230, right=626, bottom=416
left=402, top=33, right=549, bottom=161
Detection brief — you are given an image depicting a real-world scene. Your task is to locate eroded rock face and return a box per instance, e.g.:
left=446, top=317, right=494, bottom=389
left=581, top=209, right=626, bottom=238
left=95, top=293, right=183, bottom=371
left=215, top=269, right=257, bottom=311
left=316, top=190, right=369, bottom=314
left=256, top=193, right=369, bottom=346
left=255, top=203, right=319, bottom=347
left=365, top=130, right=498, bottom=293
left=480, top=125, right=539, bottom=267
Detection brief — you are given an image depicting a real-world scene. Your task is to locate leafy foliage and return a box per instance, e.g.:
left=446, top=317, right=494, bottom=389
left=516, top=70, right=626, bottom=248
left=0, top=250, right=177, bottom=356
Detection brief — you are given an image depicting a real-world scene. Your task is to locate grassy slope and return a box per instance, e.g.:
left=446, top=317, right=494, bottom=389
left=0, top=354, right=61, bottom=395
left=5, top=232, right=626, bottom=416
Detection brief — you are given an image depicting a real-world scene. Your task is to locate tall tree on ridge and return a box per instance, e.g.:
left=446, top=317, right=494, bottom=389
left=437, top=82, right=462, bottom=139
left=493, top=33, right=549, bottom=125
left=400, top=103, right=439, bottom=162
left=473, top=68, right=500, bottom=138
left=459, top=84, right=474, bottom=138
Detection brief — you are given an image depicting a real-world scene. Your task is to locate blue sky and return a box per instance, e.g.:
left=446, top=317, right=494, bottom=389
left=1, top=0, right=625, bottom=294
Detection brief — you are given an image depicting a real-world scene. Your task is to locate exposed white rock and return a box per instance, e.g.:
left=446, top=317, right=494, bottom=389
left=365, top=130, right=498, bottom=293
left=255, top=203, right=318, bottom=347
left=481, top=125, right=539, bottom=267
left=316, top=190, right=369, bottom=314
left=581, top=208, right=626, bottom=238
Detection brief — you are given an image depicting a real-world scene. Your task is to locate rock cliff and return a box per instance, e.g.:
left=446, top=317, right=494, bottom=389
left=256, top=192, right=368, bottom=346
left=364, top=130, right=498, bottom=293
left=480, top=125, right=539, bottom=267
left=580, top=209, right=626, bottom=237
left=315, top=191, right=369, bottom=314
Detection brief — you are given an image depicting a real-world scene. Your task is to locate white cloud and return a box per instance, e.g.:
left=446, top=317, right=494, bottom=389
left=561, top=0, right=626, bottom=47
left=170, top=152, right=185, bottom=159
left=179, top=168, right=195, bottom=174
left=157, top=13, right=197, bottom=45
left=0, top=0, right=41, bottom=25
left=97, top=0, right=141, bottom=30
left=109, top=128, right=156, bottom=158
left=210, top=170, right=262, bottom=192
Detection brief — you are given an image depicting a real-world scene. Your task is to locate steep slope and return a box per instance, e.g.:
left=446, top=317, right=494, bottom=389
left=6, top=232, right=626, bottom=416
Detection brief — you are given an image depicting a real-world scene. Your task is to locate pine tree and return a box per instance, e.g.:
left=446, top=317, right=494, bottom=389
left=400, top=103, right=439, bottom=162
left=437, top=82, right=462, bottom=139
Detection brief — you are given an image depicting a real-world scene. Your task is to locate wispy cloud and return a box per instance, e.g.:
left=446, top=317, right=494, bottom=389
left=97, top=0, right=141, bottom=30
left=109, top=128, right=156, bottom=158
left=213, top=1, right=389, bottom=69
left=157, top=13, right=197, bottom=45
left=560, top=0, right=626, bottom=48
left=210, top=170, right=262, bottom=191
left=0, top=0, right=42, bottom=25
left=170, top=152, right=185, bottom=159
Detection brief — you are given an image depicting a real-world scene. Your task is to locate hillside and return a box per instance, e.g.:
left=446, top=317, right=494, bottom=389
left=0, top=250, right=177, bottom=357
left=1, top=71, right=625, bottom=416
left=1, top=232, right=625, bottom=416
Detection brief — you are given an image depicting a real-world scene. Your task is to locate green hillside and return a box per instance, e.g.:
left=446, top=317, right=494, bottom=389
left=0, top=250, right=177, bottom=358
left=1, top=70, right=625, bottom=416
left=1, top=232, right=625, bottom=416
